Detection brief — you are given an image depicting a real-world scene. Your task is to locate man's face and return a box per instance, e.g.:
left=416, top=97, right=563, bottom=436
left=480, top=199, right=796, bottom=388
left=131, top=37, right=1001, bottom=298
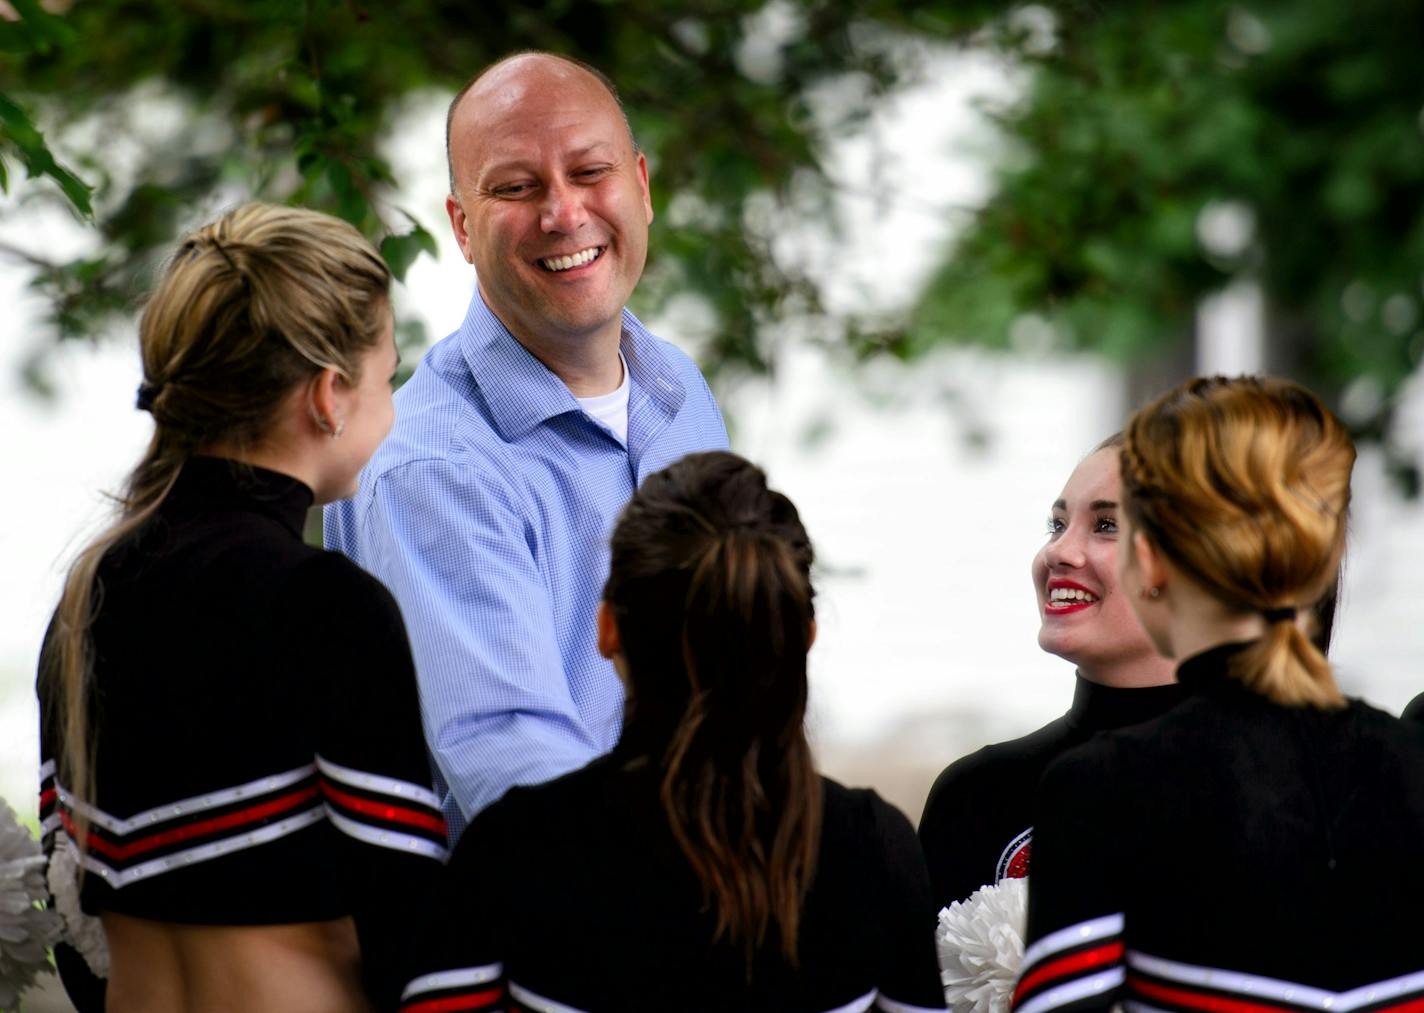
left=445, top=59, right=654, bottom=352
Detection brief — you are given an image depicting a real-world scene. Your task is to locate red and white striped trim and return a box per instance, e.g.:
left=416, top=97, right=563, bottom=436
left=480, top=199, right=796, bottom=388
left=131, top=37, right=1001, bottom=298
left=316, top=755, right=441, bottom=810
left=1022, top=913, right=1125, bottom=972
left=324, top=808, right=447, bottom=861
left=39, top=759, right=61, bottom=837
left=57, top=764, right=318, bottom=834
left=503, top=983, right=941, bottom=1013
left=401, top=963, right=503, bottom=998
left=821, top=990, right=876, bottom=1013
left=1127, top=952, right=1424, bottom=1013
left=1017, top=968, right=1127, bottom=1013
left=60, top=807, right=326, bottom=889
left=509, top=981, right=590, bottom=1013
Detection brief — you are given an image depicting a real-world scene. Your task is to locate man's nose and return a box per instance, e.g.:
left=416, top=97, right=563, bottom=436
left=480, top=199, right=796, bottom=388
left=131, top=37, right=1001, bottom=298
left=540, top=179, right=588, bottom=234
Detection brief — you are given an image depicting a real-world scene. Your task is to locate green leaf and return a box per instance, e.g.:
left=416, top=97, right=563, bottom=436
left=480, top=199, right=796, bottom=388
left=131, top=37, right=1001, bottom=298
left=0, top=92, right=93, bottom=218
left=9, top=0, right=78, bottom=52
left=380, top=224, right=438, bottom=282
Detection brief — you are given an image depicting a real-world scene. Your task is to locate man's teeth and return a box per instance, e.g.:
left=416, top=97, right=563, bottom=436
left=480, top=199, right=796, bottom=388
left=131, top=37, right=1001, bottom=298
left=541, top=247, right=602, bottom=272
left=1049, top=588, right=1099, bottom=603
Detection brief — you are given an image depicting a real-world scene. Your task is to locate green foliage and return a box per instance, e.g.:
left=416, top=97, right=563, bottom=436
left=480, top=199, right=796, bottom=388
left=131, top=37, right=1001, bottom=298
left=4, top=0, right=1421, bottom=471
left=909, top=0, right=1424, bottom=459
left=1, top=0, right=919, bottom=386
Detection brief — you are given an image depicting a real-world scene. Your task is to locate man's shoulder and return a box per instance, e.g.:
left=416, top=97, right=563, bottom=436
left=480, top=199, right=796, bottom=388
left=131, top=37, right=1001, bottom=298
left=623, top=312, right=716, bottom=393
left=367, top=333, right=507, bottom=478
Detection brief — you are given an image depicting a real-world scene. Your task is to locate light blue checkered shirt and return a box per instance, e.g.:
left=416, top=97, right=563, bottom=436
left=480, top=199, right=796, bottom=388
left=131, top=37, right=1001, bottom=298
left=325, top=292, right=727, bottom=842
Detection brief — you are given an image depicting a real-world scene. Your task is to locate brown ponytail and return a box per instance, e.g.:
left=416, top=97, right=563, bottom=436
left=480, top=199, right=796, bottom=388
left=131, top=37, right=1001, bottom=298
left=604, top=451, right=820, bottom=970
left=42, top=203, right=391, bottom=846
left=1120, top=375, right=1354, bottom=709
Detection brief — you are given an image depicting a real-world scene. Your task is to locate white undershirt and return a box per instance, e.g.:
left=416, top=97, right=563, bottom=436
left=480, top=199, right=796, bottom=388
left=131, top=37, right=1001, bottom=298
left=574, top=353, right=630, bottom=445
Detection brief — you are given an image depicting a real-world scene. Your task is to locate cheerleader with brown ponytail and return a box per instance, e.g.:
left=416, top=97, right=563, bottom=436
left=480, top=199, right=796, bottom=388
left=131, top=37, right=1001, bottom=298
left=1013, top=376, right=1424, bottom=1013
left=400, top=451, right=946, bottom=1013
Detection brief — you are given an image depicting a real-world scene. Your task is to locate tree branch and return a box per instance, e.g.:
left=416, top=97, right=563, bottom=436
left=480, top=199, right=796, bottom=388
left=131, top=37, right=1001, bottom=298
left=0, top=238, right=58, bottom=270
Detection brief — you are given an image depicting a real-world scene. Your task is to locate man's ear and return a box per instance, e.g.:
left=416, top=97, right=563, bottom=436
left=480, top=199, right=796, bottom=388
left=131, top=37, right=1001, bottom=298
left=596, top=601, right=622, bottom=660
left=635, top=152, right=653, bottom=225
left=445, top=194, right=475, bottom=265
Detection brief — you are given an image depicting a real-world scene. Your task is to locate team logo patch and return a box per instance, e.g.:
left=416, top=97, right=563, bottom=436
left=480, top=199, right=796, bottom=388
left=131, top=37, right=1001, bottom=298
left=996, top=826, right=1033, bottom=883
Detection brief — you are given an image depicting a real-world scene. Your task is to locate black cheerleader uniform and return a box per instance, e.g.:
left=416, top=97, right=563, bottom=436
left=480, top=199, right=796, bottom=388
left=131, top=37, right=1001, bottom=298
left=1014, top=642, right=1424, bottom=1013
left=919, top=676, right=1184, bottom=908
left=397, top=747, right=948, bottom=1013
left=37, top=457, right=447, bottom=1008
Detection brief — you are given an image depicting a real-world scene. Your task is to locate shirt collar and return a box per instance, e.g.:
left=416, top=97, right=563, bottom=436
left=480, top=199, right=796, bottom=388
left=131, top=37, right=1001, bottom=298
left=458, top=291, right=687, bottom=441
left=1175, top=640, right=1259, bottom=695
left=171, top=455, right=314, bottom=538
left=1064, top=673, right=1186, bottom=733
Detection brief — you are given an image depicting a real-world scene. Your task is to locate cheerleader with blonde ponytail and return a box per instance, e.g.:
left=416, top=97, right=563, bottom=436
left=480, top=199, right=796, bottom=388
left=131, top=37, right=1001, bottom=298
left=1014, top=376, right=1424, bottom=1011
left=38, top=203, right=445, bottom=1013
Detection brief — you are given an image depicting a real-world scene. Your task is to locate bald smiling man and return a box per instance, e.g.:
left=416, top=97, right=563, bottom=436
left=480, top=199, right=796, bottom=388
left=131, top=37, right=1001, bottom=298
left=326, top=53, right=728, bottom=842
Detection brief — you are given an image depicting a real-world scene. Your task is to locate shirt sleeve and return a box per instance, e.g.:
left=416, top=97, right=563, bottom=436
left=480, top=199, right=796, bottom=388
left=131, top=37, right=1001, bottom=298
left=919, top=752, right=1008, bottom=909
left=36, top=619, right=110, bottom=1013
left=1013, top=747, right=1128, bottom=1013
left=338, top=457, right=603, bottom=827
left=871, top=794, right=950, bottom=1013
left=285, top=553, right=449, bottom=1010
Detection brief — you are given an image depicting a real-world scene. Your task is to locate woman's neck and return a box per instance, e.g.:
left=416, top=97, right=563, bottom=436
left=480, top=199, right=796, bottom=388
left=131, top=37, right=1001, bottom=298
left=1077, top=652, right=1177, bottom=688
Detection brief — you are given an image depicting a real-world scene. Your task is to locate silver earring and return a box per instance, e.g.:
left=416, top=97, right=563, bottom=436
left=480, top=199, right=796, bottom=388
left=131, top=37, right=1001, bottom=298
left=331, top=418, right=345, bottom=439
left=1139, top=586, right=1161, bottom=600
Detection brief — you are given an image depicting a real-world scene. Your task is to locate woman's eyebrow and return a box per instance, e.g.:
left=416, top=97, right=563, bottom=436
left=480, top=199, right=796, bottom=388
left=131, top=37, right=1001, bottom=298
left=1090, top=499, right=1117, bottom=510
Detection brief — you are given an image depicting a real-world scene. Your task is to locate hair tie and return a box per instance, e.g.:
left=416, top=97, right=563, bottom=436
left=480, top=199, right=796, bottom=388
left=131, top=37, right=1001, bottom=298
left=135, top=381, right=163, bottom=412
left=1261, top=606, right=1297, bottom=624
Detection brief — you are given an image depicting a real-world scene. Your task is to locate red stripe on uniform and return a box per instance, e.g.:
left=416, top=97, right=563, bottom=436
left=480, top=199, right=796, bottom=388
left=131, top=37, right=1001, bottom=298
left=39, top=788, right=56, bottom=809
left=1376, top=997, right=1424, bottom=1013
left=1130, top=976, right=1296, bottom=1013
left=401, top=986, right=503, bottom=1013
left=63, top=786, right=320, bottom=861
left=1015, top=942, right=1125, bottom=1004
left=321, top=783, right=447, bottom=836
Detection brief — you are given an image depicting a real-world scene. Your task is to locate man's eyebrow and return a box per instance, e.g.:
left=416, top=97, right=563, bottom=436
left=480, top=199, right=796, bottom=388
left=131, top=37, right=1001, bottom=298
left=478, top=143, right=617, bottom=182
left=569, top=142, right=615, bottom=159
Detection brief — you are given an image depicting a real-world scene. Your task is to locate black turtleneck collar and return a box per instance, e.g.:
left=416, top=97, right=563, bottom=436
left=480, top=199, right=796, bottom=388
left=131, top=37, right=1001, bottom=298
left=169, top=455, right=315, bottom=539
left=1064, top=673, right=1187, bottom=733
left=1175, top=640, right=1259, bottom=695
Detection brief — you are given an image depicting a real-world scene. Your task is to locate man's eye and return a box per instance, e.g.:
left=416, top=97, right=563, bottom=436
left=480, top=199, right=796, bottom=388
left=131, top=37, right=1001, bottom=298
left=494, top=183, right=534, bottom=197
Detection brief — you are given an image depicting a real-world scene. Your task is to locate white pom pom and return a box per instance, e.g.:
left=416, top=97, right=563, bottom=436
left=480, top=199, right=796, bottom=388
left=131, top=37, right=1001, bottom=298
left=936, top=878, right=1028, bottom=1013
left=0, top=799, right=62, bottom=1008
left=47, top=839, right=110, bottom=978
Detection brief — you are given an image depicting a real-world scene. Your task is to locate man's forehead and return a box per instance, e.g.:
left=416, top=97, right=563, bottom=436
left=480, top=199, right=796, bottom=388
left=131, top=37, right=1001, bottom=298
left=453, top=94, right=629, bottom=172
left=455, top=57, right=614, bottom=136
